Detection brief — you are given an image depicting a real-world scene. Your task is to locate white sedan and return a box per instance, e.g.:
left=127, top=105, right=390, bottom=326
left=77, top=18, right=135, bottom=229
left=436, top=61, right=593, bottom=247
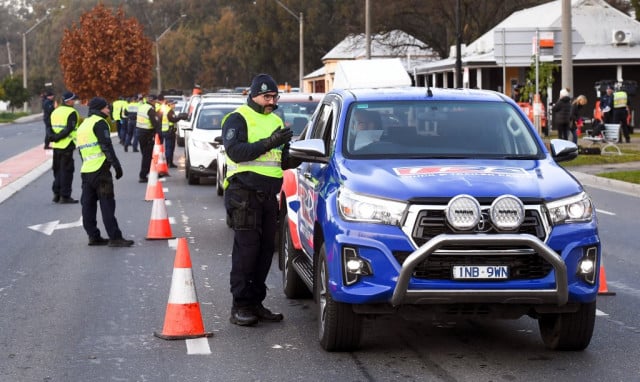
left=183, top=99, right=243, bottom=185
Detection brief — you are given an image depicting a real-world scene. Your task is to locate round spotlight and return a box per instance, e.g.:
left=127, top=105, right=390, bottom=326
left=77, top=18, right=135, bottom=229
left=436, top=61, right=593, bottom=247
left=445, top=195, right=481, bottom=231
left=490, top=195, right=525, bottom=231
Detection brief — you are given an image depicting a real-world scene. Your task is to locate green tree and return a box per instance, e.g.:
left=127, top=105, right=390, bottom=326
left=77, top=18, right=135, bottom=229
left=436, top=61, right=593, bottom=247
left=58, top=4, right=153, bottom=101
left=0, top=76, right=30, bottom=111
left=521, top=58, right=558, bottom=103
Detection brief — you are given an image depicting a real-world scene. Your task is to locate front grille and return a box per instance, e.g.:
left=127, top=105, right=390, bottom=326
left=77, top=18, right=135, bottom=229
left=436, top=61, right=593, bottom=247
left=411, top=208, right=546, bottom=247
left=393, top=251, right=553, bottom=280
left=396, top=203, right=552, bottom=281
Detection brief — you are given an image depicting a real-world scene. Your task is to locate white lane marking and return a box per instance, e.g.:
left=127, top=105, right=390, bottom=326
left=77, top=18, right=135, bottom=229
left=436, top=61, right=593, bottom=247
left=596, top=209, right=615, bottom=216
left=167, top=238, right=178, bottom=249
left=186, top=337, right=211, bottom=355
left=165, top=200, right=172, bottom=206
left=596, top=309, right=608, bottom=316
left=28, top=216, right=83, bottom=235
left=169, top=216, right=176, bottom=224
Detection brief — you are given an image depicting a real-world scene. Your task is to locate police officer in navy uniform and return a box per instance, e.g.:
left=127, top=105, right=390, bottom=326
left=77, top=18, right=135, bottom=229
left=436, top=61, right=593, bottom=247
left=42, top=90, right=56, bottom=149
left=77, top=97, right=134, bottom=247
left=135, top=94, right=162, bottom=183
left=222, top=73, right=297, bottom=326
left=50, top=91, right=80, bottom=203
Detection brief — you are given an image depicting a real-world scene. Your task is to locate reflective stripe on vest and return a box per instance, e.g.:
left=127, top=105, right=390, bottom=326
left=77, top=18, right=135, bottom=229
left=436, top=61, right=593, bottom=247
left=613, top=91, right=627, bottom=108
left=50, top=106, right=79, bottom=149
left=136, top=103, right=153, bottom=129
left=224, top=105, right=284, bottom=189
left=77, top=115, right=107, bottom=173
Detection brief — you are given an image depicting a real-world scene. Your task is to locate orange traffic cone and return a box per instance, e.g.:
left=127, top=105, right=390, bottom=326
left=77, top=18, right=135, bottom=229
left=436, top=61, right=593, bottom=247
left=598, top=264, right=615, bottom=296
left=145, top=160, right=165, bottom=201
left=151, top=134, right=160, bottom=166
left=154, top=238, right=213, bottom=340
left=146, top=198, right=174, bottom=240
left=156, top=144, right=169, bottom=177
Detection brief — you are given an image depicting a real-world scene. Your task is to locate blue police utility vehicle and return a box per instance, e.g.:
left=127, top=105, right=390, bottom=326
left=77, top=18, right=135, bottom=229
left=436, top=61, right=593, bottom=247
left=278, top=66, right=600, bottom=352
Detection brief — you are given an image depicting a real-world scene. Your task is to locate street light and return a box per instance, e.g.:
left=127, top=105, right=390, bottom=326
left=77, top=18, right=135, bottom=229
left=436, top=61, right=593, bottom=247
left=274, top=0, right=303, bottom=91
left=155, top=14, right=186, bottom=94
left=22, top=13, right=52, bottom=112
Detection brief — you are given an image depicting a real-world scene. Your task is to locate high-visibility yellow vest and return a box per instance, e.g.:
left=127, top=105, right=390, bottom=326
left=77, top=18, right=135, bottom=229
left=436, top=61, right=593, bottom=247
left=159, top=103, right=171, bottom=132
left=136, top=103, right=153, bottom=129
left=126, top=101, right=138, bottom=116
left=224, top=105, right=283, bottom=189
left=50, top=105, right=79, bottom=149
left=77, top=115, right=107, bottom=173
left=613, top=91, right=628, bottom=109
left=112, top=99, right=127, bottom=121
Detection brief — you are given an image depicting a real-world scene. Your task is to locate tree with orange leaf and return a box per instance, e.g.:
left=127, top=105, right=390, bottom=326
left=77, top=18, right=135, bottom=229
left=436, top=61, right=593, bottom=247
left=59, top=4, right=153, bottom=101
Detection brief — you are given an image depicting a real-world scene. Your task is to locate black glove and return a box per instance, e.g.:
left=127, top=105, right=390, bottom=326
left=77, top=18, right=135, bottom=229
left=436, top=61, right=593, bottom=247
left=261, top=127, right=293, bottom=151
left=115, top=166, right=123, bottom=180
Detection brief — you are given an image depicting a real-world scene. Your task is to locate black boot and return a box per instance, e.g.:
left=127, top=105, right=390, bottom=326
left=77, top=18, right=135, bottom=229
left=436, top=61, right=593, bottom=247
left=254, top=304, right=284, bottom=322
left=230, top=307, right=259, bottom=326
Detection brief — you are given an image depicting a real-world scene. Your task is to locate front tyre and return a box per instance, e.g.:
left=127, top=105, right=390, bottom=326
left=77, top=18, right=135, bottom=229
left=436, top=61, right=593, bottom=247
left=316, top=244, right=362, bottom=351
left=538, top=301, right=596, bottom=350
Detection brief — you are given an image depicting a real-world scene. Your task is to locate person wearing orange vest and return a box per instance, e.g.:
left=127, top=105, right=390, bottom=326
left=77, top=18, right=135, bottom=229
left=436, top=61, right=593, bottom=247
left=76, top=97, right=133, bottom=247
left=221, top=73, right=298, bottom=326
left=50, top=91, right=80, bottom=203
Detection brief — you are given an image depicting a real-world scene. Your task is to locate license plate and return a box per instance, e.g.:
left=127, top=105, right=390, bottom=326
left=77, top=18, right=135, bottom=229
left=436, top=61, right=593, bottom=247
left=452, top=265, right=509, bottom=279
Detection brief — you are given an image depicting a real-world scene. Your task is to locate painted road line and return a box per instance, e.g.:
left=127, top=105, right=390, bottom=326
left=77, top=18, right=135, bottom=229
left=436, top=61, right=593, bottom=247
left=186, top=337, right=212, bottom=355
left=28, top=216, right=83, bottom=235
left=596, top=309, right=609, bottom=316
left=596, top=209, right=615, bottom=216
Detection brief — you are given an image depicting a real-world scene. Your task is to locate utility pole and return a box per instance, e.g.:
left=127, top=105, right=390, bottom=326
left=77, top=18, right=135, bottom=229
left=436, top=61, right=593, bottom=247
left=561, top=0, right=573, bottom=93
left=455, top=0, right=462, bottom=87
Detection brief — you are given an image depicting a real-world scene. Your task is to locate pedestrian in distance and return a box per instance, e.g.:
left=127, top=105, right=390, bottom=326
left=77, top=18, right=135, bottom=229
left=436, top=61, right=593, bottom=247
left=76, top=97, right=134, bottom=247
left=221, top=73, right=299, bottom=326
left=50, top=91, right=80, bottom=204
left=42, top=90, right=56, bottom=150
left=570, top=94, right=588, bottom=144
left=599, top=85, right=614, bottom=124
left=135, top=94, right=162, bottom=183
left=551, top=88, right=572, bottom=141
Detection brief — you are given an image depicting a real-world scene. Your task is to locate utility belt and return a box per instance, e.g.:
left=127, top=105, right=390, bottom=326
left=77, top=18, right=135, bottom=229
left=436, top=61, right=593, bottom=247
left=226, top=186, right=269, bottom=230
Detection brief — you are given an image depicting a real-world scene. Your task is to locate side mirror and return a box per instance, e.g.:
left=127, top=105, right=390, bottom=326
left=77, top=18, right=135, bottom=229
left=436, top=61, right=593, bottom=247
left=289, top=139, right=328, bottom=163
left=549, top=139, right=579, bottom=162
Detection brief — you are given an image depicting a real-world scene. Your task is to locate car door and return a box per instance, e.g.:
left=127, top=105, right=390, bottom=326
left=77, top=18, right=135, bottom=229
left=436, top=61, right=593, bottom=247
left=297, top=98, right=340, bottom=256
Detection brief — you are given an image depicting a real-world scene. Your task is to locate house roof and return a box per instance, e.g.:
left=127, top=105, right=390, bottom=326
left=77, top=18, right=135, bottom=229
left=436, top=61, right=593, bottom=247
left=416, top=0, right=640, bottom=72
left=323, top=29, right=439, bottom=65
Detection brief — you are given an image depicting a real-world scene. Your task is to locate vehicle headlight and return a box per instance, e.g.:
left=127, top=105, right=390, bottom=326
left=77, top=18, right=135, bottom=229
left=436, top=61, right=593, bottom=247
left=546, top=192, right=593, bottom=225
left=337, top=188, right=406, bottom=225
left=191, top=138, right=214, bottom=151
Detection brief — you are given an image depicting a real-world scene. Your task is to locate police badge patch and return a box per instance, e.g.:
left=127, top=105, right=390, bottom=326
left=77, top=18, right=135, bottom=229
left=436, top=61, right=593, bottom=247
left=261, top=83, right=268, bottom=93
left=225, top=128, right=236, bottom=141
